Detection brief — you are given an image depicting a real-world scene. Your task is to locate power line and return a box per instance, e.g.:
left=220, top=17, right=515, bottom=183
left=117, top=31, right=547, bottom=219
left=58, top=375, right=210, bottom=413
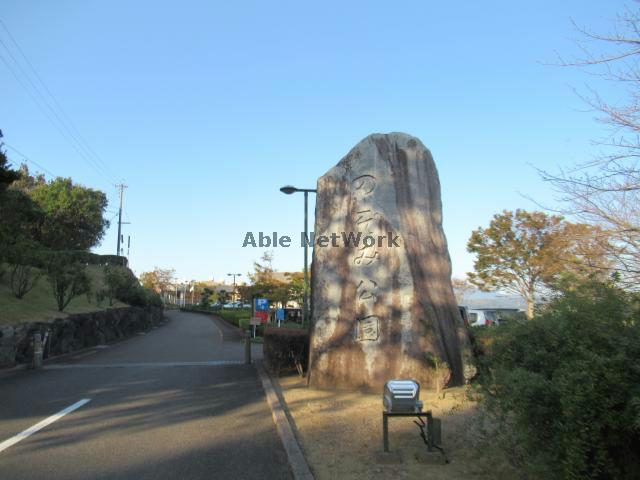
left=0, top=19, right=131, bottom=258
left=0, top=19, right=119, bottom=182
left=3, top=141, right=57, bottom=178
left=0, top=50, right=113, bottom=183
left=0, top=21, right=119, bottom=185
left=0, top=44, right=107, bottom=181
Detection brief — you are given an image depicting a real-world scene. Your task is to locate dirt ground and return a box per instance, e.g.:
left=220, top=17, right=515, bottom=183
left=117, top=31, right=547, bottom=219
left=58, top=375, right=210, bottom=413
left=276, top=374, right=511, bottom=480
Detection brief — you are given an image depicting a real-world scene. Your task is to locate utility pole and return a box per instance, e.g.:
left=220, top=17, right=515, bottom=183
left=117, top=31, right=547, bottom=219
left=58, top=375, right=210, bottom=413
left=116, top=184, right=128, bottom=257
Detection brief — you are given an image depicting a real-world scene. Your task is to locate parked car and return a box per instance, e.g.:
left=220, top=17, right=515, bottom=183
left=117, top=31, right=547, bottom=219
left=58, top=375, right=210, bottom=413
left=467, top=309, right=498, bottom=327
left=222, top=301, right=247, bottom=309
left=284, top=308, right=302, bottom=323
left=459, top=306, right=470, bottom=326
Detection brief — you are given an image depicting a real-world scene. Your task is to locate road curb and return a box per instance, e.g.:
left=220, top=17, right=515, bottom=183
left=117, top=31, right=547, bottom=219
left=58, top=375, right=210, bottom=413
left=256, top=363, right=314, bottom=480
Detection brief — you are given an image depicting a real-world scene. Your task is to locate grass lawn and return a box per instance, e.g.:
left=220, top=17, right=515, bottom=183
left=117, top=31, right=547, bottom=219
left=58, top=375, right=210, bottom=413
left=0, top=264, right=126, bottom=325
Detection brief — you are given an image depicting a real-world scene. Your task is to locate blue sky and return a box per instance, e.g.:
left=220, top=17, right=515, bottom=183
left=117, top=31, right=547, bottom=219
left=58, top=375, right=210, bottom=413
left=1, top=1, right=629, bottom=283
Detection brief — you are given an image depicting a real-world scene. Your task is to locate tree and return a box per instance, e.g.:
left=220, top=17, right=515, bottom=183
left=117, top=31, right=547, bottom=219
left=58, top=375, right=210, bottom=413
left=249, top=251, right=275, bottom=284
left=100, top=265, right=159, bottom=308
left=199, top=287, right=213, bottom=307
left=0, top=188, right=43, bottom=261
left=235, top=284, right=253, bottom=304
left=0, top=146, right=44, bottom=262
left=187, top=281, right=210, bottom=306
left=101, top=265, right=135, bottom=306
left=467, top=210, right=609, bottom=318
left=284, top=272, right=304, bottom=307
left=10, top=263, right=41, bottom=299
left=29, top=177, right=109, bottom=250
left=246, top=251, right=283, bottom=301
left=451, top=277, right=475, bottom=303
left=11, top=164, right=45, bottom=193
left=0, top=132, right=19, bottom=192
left=7, top=245, right=43, bottom=299
left=541, top=8, right=640, bottom=286
left=476, top=280, right=640, bottom=479
left=217, top=289, right=230, bottom=305
left=139, top=267, right=175, bottom=294
left=46, top=255, right=91, bottom=312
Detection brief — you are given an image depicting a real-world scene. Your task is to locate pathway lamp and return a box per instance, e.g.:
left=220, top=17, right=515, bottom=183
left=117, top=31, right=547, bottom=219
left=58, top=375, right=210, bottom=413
left=279, top=185, right=317, bottom=326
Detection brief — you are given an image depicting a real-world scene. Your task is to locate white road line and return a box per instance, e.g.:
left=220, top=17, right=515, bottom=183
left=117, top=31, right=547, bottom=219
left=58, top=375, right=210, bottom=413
left=209, top=316, right=225, bottom=342
left=0, top=399, right=91, bottom=454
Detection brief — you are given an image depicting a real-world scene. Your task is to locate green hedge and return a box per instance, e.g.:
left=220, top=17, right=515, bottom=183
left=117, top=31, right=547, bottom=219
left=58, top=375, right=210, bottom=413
left=263, top=327, right=309, bottom=375
left=100, top=264, right=162, bottom=308
left=476, top=280, right=640, bottom=479
left=54, top=251, right=127, bottom=267
left=7, top=249, right=128, bottom=269
left=180, top=306, right=212, bottom=314
left=215, top=308, right=252, bottom=327
left=183, top=307, right=256, bottom=331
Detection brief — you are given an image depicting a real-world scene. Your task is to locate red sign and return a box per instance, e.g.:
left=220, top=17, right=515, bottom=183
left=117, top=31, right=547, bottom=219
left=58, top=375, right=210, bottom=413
left=255, top=311, right=269, bottom=324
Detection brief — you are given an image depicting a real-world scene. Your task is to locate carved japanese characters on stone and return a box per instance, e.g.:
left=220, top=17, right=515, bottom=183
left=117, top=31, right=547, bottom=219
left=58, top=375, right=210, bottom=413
left=309, top=132, right=470, bottom=390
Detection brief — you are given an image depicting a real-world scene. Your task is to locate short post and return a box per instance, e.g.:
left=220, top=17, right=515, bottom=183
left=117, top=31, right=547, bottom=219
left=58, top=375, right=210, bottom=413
left=32, top=333, right=43, bottom=369
left=383, top=412, right=389, bottom=452
left=244, top=331, right=251, bottom=365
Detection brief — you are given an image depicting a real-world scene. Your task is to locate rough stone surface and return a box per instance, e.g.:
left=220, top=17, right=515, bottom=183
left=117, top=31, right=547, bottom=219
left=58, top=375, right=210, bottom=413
left=309, top=132, right=469, bottom=390
left=0, top=306, right=164, bottom=368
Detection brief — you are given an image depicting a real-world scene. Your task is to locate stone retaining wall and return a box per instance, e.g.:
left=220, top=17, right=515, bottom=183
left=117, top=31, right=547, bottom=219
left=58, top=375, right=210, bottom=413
left=0, top=306, right=164, bottom=368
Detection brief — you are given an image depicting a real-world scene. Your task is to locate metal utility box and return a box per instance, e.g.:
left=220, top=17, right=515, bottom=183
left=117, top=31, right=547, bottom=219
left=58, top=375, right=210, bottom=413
left=383, top=380, right=423, bottom=413
left=382, top=380, right=447, bottom=461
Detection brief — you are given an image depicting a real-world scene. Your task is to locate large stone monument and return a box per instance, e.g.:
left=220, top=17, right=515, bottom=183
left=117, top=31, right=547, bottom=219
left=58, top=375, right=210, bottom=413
left=308, top=132, right=468, bottom=390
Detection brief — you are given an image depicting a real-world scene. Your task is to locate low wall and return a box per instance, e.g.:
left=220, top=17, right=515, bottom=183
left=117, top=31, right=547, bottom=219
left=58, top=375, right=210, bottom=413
left=0, top=306, right=164, bottom=368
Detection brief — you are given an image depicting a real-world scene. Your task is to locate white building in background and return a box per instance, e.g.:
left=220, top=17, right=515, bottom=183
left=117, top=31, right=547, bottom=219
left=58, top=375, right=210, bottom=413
left=458, top=290, right=528, bottom=311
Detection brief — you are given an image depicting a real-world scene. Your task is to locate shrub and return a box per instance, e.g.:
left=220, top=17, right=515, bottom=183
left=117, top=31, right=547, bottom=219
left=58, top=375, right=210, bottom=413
left=476, top=280, right=640, bottom=479
left=46, top=255, right=91, bottom=312
left=263, top=327, right=309, bottom=376
left=238, top=317, right=250, bottom=331
left=216, top=308, right=251, bottom=327
left=3, top=240, right=44, bottom=298
left=101, top=265, right=130, bottom=306
left=238, top=319, right=266, bottom=337
left=57, top=251, right=126, bottom=267
left=101, top=265, right=161, bottom=308
left=10, top=263, right=41, bottom=299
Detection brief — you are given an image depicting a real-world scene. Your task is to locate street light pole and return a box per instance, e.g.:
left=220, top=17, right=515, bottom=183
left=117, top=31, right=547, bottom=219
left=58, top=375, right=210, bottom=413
left=280, top=185, right=317, bottom=326
left=303, top=190, right=309, bottom=326
left=183, top=283, right=187, bottom=307
left=227, top=273, right=242, bottom=302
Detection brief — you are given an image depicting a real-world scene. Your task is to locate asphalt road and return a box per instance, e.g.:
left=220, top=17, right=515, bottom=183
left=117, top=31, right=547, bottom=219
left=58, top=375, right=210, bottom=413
left=0, top=310, right=292, bottom=480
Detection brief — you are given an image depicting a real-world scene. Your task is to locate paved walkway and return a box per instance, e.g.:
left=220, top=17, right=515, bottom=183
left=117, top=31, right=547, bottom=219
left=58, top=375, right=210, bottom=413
left=0, top=310, right=292, bottom=480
